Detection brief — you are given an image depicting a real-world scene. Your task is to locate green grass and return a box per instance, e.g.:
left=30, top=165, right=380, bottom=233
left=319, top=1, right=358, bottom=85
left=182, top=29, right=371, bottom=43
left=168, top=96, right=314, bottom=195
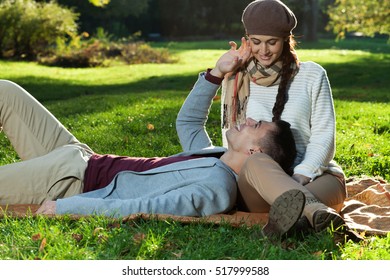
left=0, top=38, right=389, bottom=260
left=0, top=212, right=344, bottom=260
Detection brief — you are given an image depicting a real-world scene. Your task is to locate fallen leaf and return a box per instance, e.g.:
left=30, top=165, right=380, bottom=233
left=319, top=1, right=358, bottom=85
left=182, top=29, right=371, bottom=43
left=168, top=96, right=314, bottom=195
left=39, top=238, right=47, bottom=252
left=147, top=123, right=155, bottom=130
left=31, top=233, right=41, bottom=241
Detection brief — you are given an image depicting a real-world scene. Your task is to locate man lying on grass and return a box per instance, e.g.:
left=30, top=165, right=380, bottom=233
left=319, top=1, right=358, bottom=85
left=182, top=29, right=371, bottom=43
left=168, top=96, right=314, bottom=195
left=0, top=72, right=299, bottom=238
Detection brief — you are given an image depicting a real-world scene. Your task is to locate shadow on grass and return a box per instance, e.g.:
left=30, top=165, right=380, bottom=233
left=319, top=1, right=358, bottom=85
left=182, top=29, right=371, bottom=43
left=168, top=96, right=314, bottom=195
left=6, top=39, right=390, bottom=108
left=297, top=37, right=390, bottom=54
left=322, top=55, right=390, bottom=103
left=13, top=59, right=390, bottom=107
left=10, top=73, right=198, bottom=103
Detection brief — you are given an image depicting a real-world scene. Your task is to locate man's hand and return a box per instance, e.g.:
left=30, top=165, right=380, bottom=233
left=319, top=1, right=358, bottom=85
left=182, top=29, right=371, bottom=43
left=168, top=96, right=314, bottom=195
left=292, top=174, right=311, bottom=186
left=210, top=37, right=252, bottom=78
left=36, top=200, right=56, bottom=215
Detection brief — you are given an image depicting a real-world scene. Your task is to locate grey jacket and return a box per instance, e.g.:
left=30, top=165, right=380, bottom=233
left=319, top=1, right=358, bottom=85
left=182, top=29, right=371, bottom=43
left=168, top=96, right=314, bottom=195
left=56, top=73, right=238, bottom=217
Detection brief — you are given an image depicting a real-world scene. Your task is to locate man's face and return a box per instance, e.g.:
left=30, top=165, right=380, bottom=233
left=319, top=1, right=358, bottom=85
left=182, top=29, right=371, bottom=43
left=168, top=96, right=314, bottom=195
left=226, top=118, right=275, bottom=154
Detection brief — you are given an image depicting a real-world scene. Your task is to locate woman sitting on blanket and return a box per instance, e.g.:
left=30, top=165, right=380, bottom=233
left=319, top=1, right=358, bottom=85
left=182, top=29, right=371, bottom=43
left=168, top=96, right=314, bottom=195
left=208, top=0, right=347, bottom=234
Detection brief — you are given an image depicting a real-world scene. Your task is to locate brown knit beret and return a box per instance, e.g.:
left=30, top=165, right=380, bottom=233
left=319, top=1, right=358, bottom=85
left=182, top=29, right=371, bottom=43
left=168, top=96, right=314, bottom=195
left=242, top=0, right=297, bottom=37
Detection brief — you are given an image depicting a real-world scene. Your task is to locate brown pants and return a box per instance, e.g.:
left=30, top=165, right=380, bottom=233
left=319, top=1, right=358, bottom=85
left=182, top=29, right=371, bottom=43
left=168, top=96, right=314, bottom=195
left=237, top=153, right=346, bottom=213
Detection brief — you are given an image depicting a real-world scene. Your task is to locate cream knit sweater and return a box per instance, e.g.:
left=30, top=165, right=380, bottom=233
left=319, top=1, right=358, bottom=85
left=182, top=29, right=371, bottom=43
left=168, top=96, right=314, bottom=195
left=222, top=61, right=344, bottom=180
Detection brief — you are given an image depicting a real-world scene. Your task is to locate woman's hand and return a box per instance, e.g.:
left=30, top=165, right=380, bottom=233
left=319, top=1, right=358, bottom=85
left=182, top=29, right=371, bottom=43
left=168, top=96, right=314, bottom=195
left=36, top=200, right=56, bottom=215
left=210, top=37, right=252, bottom=78
left=292, top=174, right=311, bottom=186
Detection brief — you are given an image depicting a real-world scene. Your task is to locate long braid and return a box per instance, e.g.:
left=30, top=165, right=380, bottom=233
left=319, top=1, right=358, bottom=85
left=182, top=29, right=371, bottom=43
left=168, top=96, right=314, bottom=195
left=272, top=36, right=298, bottom=121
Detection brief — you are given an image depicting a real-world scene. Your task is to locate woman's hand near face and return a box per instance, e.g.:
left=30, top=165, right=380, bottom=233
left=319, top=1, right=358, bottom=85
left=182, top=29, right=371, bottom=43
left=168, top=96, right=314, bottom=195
left=210, top=37, right=252, bottom=78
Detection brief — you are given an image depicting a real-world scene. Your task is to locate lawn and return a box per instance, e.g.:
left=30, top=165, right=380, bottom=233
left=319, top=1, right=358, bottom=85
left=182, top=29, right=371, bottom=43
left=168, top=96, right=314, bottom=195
left=0, top=38, right=389, bottom=260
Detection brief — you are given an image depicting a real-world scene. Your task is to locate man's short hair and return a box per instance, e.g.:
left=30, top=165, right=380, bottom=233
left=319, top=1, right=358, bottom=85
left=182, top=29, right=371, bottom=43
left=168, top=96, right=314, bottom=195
left=259, top=120, right=296, bottom=175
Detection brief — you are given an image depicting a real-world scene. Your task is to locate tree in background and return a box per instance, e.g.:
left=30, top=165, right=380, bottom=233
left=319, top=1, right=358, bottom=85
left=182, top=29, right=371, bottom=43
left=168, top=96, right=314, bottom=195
left=79, top=0, right=326, bottom=41
left=283, top=0, right=320, bottom=41
left=29, top=0, right=390, bottom=43
left=154, top=0, right=326, bottom=41
left=326, top=0, right=390, bottom=40
left=155, top=0, right=247, bottom=38
left=0, top=0, right=78, bottom=59
left=58, top=0, right=150, bottom=38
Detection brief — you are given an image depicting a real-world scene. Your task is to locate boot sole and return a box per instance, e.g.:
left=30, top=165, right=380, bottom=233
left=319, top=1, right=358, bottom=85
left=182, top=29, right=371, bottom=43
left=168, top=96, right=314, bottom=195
left=262, top=189, right=305, bottom=238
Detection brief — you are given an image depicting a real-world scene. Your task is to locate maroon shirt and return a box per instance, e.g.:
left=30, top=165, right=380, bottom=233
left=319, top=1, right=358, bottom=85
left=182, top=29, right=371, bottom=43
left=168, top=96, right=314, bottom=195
left=83, top=154, right=202, bottom=193
left=83, top=70, right=223, bottom=193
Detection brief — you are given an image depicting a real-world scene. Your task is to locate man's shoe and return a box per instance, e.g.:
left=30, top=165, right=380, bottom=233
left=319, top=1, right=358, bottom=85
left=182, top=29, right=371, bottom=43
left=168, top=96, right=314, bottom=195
left=262, top=189, right=305, bottom=238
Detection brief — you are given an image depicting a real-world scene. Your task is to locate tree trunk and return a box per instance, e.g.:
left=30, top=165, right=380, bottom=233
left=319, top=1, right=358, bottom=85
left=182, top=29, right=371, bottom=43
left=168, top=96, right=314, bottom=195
left=306, top=0, right=319, bottom=41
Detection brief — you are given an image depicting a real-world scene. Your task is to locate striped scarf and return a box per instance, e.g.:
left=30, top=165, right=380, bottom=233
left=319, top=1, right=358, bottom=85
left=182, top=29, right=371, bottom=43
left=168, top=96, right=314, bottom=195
left=221, top=58, right=296, bottom=129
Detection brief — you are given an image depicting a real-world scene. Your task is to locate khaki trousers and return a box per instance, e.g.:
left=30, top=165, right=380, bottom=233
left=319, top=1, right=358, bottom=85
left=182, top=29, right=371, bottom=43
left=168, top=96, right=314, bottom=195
left=237, top=153, right=347, bottom=214
left=0, top=80, right=93, bottom=204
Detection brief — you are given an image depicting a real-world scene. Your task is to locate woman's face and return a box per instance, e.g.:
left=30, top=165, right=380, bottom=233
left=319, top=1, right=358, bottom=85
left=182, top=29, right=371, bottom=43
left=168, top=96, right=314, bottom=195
left=248, top=35, right=285, bottom=67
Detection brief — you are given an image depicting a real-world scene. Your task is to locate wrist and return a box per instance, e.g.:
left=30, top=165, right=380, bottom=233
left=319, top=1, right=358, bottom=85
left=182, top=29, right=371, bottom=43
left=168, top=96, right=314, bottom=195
left=205, top=68, right=224, bottom=85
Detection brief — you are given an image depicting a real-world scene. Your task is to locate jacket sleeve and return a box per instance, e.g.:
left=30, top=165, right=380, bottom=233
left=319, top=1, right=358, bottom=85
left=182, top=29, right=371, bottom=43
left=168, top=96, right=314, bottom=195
left=176, top=72, right=221, bottom=152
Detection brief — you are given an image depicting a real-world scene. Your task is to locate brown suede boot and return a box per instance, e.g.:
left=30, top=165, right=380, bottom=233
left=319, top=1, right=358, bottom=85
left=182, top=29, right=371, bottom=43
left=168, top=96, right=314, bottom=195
left=263, top=189, right=305, bottom=238
left=304, top=198, right=345, bottom=232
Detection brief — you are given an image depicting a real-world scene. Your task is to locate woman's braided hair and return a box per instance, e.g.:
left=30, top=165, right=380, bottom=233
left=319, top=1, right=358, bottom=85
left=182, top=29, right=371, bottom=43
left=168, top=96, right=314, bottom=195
left=271, top=36, right=299, bottom=122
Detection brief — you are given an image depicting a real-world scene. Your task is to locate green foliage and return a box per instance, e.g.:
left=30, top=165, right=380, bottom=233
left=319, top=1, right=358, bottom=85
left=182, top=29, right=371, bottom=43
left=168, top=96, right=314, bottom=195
left=120, top=42, right=175, bottom=64
left=326, top=0, right=390, bottom=40
left=0, top=0, right=79, bottom=59
left=89, top=0, right=110, bottom=7
left=38, top=34, right=177, bottom=68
